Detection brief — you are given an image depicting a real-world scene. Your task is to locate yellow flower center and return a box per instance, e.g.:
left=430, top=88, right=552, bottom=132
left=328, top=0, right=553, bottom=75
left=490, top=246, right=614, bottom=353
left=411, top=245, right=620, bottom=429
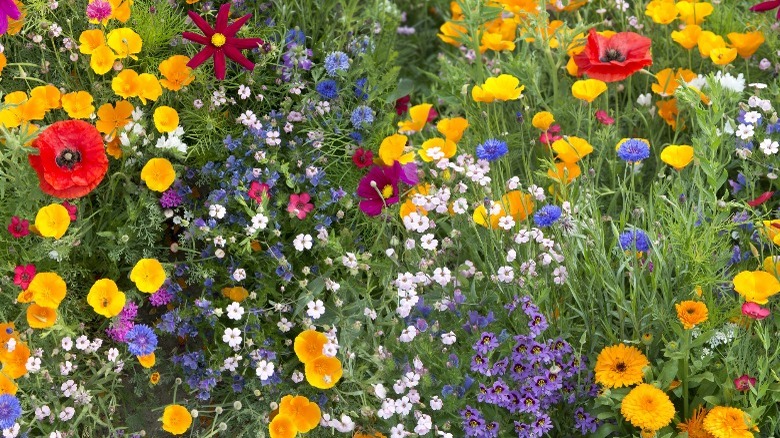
left=211, top=33, right=227, bottom=47
left=381, top=185, right=393, bottom=199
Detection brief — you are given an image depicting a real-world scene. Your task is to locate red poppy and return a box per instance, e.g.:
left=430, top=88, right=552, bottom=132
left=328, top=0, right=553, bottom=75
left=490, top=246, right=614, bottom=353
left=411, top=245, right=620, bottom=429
left=427, top=107, right=438, bottom=122
left=248, top=181, right=270, bottom=203
left=182, top=3, right=264, bottom=81
left=352, top=148, right=374, bottom=168
left=28, top=120, right=109, bottom=199
left=747, top=191, right=774, bottom=207
left=574, top=29, right=653, bottom=82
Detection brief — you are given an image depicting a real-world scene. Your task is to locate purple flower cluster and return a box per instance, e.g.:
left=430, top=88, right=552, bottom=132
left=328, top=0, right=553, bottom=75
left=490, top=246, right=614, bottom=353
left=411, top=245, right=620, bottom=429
left=106, top=301, right=138, bottom=342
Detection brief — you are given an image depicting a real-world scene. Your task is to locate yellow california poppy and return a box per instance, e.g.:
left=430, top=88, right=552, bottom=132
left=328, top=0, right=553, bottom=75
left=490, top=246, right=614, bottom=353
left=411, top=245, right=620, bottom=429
left=660, top=145, right=694, bottom=170
left=398, top=103, right=432, bottom=133
left=552, top=136, right=593, bottom=164
left=571, top=79, right=607, bottom=103
left=141, top=158, right=176, bottom=192
left=28, top=272, right=67, bottom=309
left=153, top=106, right=180, bottom=133
left=137, top=352, right=156, bottom=368
left=35, top=204, right=71, bottom=239
left=26, top=303, right=57, bottom=329
left=61, top=91, right=95, bottom=119
left=130, top=258, right=166, bottom=293
left=161, top=404, right=192, bottom=435
left=106, top=28, right=143, bottom=60
left=87, top=279, right=126, bottom=317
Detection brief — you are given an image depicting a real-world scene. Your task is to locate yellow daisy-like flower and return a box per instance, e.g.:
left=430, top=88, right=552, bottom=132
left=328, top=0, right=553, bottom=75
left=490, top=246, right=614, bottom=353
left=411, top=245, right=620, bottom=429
left=130, top=258, right=166, bottom=293
left=35, top=203, right=71, bottom=239
left=141, top=158, right=176, bottom=192
left=703, top=406, right=755, bottom=438
left=620, top=383, right=676, bottom=431
left=675, top=300, right=708, bottom=329
left=594, top=343, right=649, bottom=388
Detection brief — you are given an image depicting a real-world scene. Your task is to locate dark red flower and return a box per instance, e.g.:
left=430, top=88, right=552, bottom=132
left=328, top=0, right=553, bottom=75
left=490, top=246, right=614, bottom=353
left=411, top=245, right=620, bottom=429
left=7, top=216, right=29, bottom=238
left=747, top=191, right=774, bottom=207
left=28, top=120, right=108, bottom=199
left=352, top=148, right=374, bottom=168
left=427, top=107, right=438, bottom=122
left=62, top=201, right=78, bottom=221
left=13, top=264, right=35, bottom=290
left=248, top=181, right=270, bottom=203
left=595, top=110, right=615, bottom=125
left=574, top=29, right=653, bottom=82
left=395, top=95, right=411, bottom=115
left=734, top=374, right=756, bottom=392
left=182, top=3, right=264, bottom=81
left=750, top=0, right=780, bottom=19
left=539, top=125, right=562, bottom=145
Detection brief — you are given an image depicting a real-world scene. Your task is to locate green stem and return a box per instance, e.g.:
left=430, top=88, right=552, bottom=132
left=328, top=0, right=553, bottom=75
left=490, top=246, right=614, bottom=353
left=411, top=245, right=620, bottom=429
left=681, top=330, right=691, bottom=421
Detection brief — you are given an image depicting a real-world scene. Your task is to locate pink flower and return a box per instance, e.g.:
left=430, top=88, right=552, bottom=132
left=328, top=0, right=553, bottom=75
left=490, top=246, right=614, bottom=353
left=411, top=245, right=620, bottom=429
left=86, top=0, right=112, bottom=22
left=595, top=110, right=615, bottom=125
left=62, top=201, right=78, bottom=221
left=395, top=95, right=411, bottom=115
left=7, top=216, right=29, bottom=238
left=287, top=193, right=314, bottom=220
left=742, top=301, right=770, bottom=320
left=734, top=374, right=756, bottom=392
left=539, top=125, right=562, bottom=145
left=248, top=181, right=270, bottom=204
left=14, top=264, right=36, bottom=290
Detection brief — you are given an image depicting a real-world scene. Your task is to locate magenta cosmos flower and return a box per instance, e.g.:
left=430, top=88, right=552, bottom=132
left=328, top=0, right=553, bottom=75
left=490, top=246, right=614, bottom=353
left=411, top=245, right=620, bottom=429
left=0, top=0, right=21, bottom=36
left=182, top=3, right=264, bottom=80
left=287, top=193, right=314, bottom=220
left=751, top=0, right=780, bottom=19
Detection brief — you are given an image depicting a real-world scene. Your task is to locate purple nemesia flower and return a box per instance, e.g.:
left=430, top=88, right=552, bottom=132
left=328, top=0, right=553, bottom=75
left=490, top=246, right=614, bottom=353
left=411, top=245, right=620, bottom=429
left=474, top=332, right=499, bottom=354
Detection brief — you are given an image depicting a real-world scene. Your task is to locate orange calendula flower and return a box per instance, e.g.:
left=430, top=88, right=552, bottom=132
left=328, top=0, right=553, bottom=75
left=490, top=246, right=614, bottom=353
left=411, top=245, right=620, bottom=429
left=106, top=28, right=143, bottom=59
left=571, top=79, right=607, bottom=103
left=436, top=117, right=469, bottom=142
left=645, top=0, right=678, bottom=24
left=28, top=272, right=67, bottom=309
left=305, top=355, right=343, bottom=389
left=26, top=303, right=57, bottom=329
left=279, top=395, right=321, bottom=433
left=90, top=45, right=118, bottom=75
left=153, top=106, right=179, bottom=133
left=676, top=1, right=714, bottom=25
left=112, top=69, right=140, bottom=99
left=671, top=24, right=701, bottom=50
left=660, top=144, right=694, bottom=170
left=294, top=330, right=328, bottom=364
left=732, top=270, right=780, bottom=305
left=35, top=203, right=71, bottom=239
left=676, top=300, right=708, bottom=329
left=552, top=136, right=593, bottom=163
left=130, top=258, right=166, bottom=293
left=141, top=158, right=176, bottom=192
left=87, top=279, right=126, bottom=317
left=159, top=55, right=195, bottom=91
left=678, top=406, right=715, bottom=438
left=0, top=341, right=30, bottom=379
left=79, top=29, right=106, bottom=55
left=697, top=31, right=726, bottom=58
left=547, top=161, right=581, bottom=184
left=419, top=138, right=457, bottom=162
left=96, top=101, right=134, bottom=137
left=656, top=98, right=680, bottom=129
left=532, top=111, right=555, bottom=130
left=30, top=85, right=62, bottom=111
left=710, top=47, right=737, bottom=65
left=376, top=134, right=414, bottom=166
left=61, top=91, right=95, bottom=119
left=703, top=406, right=755, bottom=438
left=398, top=103, right=432, bottom=133
left=269, top=415, right=297, bottom=438
left=727, top=31, right=765, bottom=59
left=137, top=352, right=155, bottom=368
left=594, top=343, right=649, bottom=388
left=161, top=404, right=192, bottom=435
left=652, top=68, right=697, bottom=96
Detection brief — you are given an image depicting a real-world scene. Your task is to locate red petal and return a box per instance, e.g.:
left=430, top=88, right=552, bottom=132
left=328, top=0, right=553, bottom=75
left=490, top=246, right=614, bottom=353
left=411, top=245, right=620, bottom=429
left=182, top=31, right=209, bottom=45
left=228, top=37, right=263, bottom=50
left=748, top=191, right=774, bottom=207
left=215, top=3, right=231, bottom=32
left=750, top=0, right=780, bottom=11
left=223, top=13, right=252, bottom=37
left=187, top=46, right=215, bottom=69
left=187, top=10, right=215, bottom=37
left=213, top=49, right=226, bottom=80
left=224, top=45, right=255, bottom=71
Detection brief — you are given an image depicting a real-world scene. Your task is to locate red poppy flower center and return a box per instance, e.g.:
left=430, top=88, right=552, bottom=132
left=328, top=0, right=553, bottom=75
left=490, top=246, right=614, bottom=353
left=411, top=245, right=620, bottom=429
left=55, top=148, right=82, bottom=169
left=601, top=48, right=626, bottom=63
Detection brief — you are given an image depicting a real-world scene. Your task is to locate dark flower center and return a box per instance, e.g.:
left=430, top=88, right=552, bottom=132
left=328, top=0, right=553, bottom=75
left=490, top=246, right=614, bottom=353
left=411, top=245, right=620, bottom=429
left=615, top=361, right=627, bottom=372
left=55, top=148, right=82, bottom=169
left=601, top=48, right=626, bottom=63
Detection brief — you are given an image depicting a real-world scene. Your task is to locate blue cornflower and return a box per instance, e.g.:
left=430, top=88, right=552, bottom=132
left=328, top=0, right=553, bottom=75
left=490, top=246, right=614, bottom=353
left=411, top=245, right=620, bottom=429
left=475, top=138, right=508, bottom=161
left=125, top=324, right=158, bottom=356
left=324, top=51, right=350, bottom=76
left=354, top=77, right=369, bottom=100
left=315, top=79, right=339, bottom=100
left=0, top=394, right=21, bottom=430
left=618, top=229, right=651, bottom=252
left=533, top=205, right=562, bottom=227
left=350, top=106, right=374, bottom=129
left=617, top=139, right=650, bottom=162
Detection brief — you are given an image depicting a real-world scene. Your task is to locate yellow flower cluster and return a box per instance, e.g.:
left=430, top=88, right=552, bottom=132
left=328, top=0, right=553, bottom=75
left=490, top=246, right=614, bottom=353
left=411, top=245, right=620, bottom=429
left=294, top=330, right=343, bottom=389
left=79, top=28, right=143, bottom=74
left=268, top=395, right=321, bottom=438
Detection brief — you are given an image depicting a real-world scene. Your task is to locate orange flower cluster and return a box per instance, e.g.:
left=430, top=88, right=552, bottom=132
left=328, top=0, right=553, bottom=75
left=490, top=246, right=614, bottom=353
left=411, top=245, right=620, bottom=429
left=269, top=395, right=321, bottom=438
left=294, top=330, right=343, bottom=389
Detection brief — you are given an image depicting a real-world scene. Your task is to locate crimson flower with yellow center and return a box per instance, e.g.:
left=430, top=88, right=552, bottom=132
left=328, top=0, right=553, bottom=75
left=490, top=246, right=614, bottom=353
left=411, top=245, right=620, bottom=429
left=182, top=3, right=264, bottom=80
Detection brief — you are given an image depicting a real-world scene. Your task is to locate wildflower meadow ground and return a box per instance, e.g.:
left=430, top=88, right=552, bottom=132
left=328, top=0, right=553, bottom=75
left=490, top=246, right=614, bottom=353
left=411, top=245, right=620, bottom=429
left=2, top=0, right=780, bottom=437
